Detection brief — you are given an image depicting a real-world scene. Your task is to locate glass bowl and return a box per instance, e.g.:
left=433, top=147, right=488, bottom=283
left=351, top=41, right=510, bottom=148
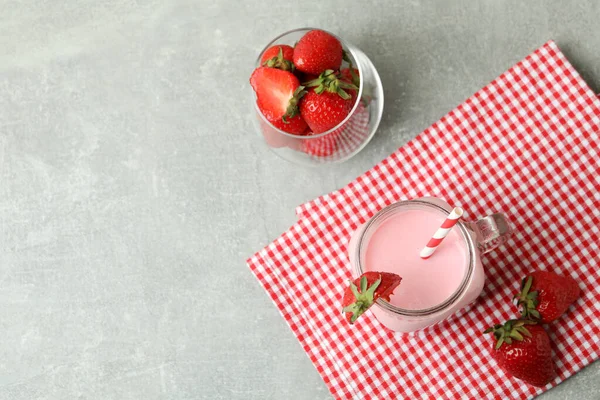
left=251, top=28, right=384, bottom=166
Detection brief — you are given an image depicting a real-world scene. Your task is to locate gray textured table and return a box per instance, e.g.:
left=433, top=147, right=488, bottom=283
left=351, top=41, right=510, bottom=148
left=1, top=1, right=599, bottom=399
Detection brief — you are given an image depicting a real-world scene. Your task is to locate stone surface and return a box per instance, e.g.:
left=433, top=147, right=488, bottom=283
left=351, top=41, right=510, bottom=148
left=1, top=1, right=599, bottom=399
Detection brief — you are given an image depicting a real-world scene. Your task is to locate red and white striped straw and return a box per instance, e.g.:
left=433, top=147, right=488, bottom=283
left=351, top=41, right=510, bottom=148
left=420, top=207, right=464, bottom=259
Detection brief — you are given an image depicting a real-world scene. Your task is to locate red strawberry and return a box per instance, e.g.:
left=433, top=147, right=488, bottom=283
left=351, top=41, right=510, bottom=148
left=293, top=30, right=343, bottom=75
left=300, top=89, right=353, bottom=134
left=485, top=320, right=555, bottom=387
left=340, top=67, right=360, bottom=99
left=342, top=272, right=401, bottom=324
left=260, top=45, right=295, bottom=71
left=340, top=67, right=360, bottom=87
left=250, top=67, right=307, bottom=134
left=515, top=271, right=580, bottom=323
left=261, top=108, right=308, bottom=134
left=299, top=70, right=358, bottom=133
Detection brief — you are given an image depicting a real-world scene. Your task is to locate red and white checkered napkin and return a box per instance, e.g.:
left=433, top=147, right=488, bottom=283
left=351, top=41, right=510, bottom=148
left=248, top=40, right=600, bottom=400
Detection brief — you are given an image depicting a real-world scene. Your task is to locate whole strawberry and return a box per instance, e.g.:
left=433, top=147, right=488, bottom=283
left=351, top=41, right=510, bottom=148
left=299, top=70, right=358, bottom=133
left=485, top=320, right=556, bottom=387
left=250, top=67, right=308, bottom=134
left=342, top=272, right=401, bottom=324
left=260, top=45, right=295, bottom=71
left=293, top=29, right=343, bottom=75
left=515, top=271, right=580, bottom=323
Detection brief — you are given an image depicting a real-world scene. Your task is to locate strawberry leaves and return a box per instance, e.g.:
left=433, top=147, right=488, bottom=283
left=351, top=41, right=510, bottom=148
left=282, top=86, right=306, bottom=122
left=341, top=272, right=401, bottom=325
left=484, top=319, right=535, bottom=350
left=515, top=276, right=541, bottom=320
left=263, top=47, right=295, bottom=72
left=342, top=275, right=381, bottom=324
left=303, top=70, right=358, bottom=100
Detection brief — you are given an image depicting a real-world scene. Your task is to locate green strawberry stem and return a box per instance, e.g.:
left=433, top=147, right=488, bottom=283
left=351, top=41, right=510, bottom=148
left=282, top=86, right=306, bottom=123
left=342, top=50, right=360, bottom=87
left=484, top=319, right=536, bottom=350
left=342, top=50, right=352, bottom=64
left=303, top=70, right=358, bottom=100
left=514, top=276, right=541, bottom=320
left=342, top=275, right=381, bottom=324
left=263, top=47, right=295, bottom=72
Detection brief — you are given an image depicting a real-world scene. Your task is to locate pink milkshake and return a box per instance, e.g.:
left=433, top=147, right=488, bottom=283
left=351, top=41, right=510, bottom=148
left=348, top=198, right=512, bottom=332
left=364, top=207, right=467, bottom=310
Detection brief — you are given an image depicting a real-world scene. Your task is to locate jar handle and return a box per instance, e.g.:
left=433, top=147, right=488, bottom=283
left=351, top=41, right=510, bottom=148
left=470, top=214, right=513, bottom=254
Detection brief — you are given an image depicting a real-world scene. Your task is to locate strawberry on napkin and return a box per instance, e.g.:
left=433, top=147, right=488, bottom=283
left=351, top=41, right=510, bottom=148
left=248, top=41, right=600, bottom=400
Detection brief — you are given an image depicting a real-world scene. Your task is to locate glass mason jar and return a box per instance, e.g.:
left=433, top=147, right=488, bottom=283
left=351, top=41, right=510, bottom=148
left=348, top=197, right=512, bottom=332
left=251, top=28, right=384, bottom=166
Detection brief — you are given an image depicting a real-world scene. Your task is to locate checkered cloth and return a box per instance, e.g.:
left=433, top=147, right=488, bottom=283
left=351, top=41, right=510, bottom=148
left=247, top=41, right=600, bottom=399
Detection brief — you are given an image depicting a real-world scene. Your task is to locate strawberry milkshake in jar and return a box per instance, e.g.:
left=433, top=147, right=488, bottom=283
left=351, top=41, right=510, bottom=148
left=348, top=197, right=512, bottom=332
left=249, top=28, right=383, bottom=166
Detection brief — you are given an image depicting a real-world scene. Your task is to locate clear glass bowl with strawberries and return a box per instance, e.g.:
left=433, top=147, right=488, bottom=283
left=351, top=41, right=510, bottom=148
left=250, top=28, right=384, bottom=165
